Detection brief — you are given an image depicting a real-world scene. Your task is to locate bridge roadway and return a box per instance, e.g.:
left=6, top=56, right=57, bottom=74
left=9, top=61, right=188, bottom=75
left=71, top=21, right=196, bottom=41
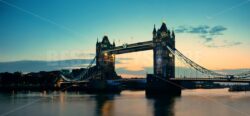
left=104, top=40, right=153, bottom=54
left=170, top=77, right=250, bottom=83
left=60, top=77, right=250, bottom=85
left=60, top=78, right=147, bottom=84
left=113, top=78, right=250, bottom=83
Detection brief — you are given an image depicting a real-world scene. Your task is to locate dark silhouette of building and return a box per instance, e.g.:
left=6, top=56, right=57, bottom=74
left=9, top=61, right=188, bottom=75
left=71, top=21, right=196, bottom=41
left=96, top=36, right=118, bottom=80
left=153, top=23, right=175, bottom=79
left=147, top=22, right=180, bottom=95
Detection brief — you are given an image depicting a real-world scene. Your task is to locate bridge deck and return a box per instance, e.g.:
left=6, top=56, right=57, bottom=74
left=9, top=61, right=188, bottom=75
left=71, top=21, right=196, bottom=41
left=60, top=78, right=250, bottom=84
left=104, top=41, right=153, bottom=54
left=60, top=80, right=89, bottom=84
left=170, top=78, right=250, bottom=83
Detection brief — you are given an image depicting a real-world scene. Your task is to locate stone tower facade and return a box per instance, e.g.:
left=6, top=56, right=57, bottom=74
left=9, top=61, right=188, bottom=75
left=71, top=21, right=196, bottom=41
left=96, top=36, right=117, bottom=79
left=153, top=22, right=175, bottom=79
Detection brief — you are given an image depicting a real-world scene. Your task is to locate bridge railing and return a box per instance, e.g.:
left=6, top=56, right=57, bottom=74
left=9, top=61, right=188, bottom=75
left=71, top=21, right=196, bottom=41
left=103, top=41, right=153, bottom=54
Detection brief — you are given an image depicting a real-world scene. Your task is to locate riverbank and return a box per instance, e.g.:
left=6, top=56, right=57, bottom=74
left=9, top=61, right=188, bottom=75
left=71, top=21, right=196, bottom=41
left=229, top=85, right=250, bottom=92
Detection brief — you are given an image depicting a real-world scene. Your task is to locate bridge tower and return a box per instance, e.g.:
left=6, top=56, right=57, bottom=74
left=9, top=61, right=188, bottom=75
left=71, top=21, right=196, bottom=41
left=146, top=22, right=181, bottom=96
left=153, top=23, right=175, bottom=79
left=96, top=36, right=117, bottom=80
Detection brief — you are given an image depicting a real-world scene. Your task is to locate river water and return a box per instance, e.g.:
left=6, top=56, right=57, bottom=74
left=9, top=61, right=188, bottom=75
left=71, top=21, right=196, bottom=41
left=0, top=89, right=250, bottom=116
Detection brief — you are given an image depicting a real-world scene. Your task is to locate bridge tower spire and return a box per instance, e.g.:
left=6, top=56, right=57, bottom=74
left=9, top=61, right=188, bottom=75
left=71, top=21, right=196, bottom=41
left=153, top=24, right=156, bottom=38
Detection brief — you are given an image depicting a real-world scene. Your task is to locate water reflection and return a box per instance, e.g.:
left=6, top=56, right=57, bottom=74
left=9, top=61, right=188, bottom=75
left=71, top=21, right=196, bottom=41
left=147, top=94, right=179, bottom=116
left=94, top=94, right=118, bottom=116
left=0, top=89, right=250, bottom=116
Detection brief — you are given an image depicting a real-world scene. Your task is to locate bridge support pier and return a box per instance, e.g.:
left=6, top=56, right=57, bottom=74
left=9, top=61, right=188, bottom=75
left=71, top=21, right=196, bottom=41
left=146, top=74, right=181, bottom=96
left=86, top=79, right=121, bottom=93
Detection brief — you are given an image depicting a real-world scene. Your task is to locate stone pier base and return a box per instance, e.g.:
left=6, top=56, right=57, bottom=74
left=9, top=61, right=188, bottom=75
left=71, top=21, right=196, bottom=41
left=146, top=74, right=181, bottom=96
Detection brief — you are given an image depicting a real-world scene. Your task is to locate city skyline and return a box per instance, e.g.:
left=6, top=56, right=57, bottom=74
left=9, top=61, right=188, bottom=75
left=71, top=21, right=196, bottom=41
left=1, top=1, right=250, bottom=116
left=0, top=0, right=250, bottom=77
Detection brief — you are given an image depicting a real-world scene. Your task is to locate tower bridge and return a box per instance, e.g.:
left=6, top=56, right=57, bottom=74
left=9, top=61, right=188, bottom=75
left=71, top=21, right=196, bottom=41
left=60, top=22, right=250, bottom=95
left=96, top=23, right=176, bottom=80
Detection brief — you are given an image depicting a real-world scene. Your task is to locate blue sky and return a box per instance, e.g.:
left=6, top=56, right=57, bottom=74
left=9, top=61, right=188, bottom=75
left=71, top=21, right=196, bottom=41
left=0, top=0, right=250, bottom=75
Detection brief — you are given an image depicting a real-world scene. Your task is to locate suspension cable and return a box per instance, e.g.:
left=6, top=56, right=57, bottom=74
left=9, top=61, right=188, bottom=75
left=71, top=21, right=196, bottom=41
left=60, top=56, right=96, bottom=82
left=167, top=46, right=225, bottom=77
left=233, top=70, right=250, bottom=78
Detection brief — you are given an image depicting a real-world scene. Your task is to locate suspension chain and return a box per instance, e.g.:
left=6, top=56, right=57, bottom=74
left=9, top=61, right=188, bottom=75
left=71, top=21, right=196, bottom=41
left=60, top=56, right=96, bottom=82
left=167, top=46, right=225, bottom=77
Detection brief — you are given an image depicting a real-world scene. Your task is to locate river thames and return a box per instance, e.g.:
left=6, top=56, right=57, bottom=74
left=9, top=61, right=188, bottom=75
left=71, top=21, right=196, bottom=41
left=0, top=89, right=250, bottom=116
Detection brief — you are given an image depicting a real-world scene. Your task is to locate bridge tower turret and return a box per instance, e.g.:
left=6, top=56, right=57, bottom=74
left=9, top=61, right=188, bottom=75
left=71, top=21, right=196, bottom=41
left=153, top=24, right=157, bottom=38
left=96, top=36, right=117, bottom=79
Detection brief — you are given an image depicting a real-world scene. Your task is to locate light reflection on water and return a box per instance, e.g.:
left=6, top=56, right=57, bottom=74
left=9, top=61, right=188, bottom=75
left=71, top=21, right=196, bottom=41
left=0, top=89, right=250, bottom=116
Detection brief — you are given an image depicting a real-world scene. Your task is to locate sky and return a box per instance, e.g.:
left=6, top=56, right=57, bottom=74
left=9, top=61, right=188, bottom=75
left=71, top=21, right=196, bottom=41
left=0, top=0, right=250, bottom=77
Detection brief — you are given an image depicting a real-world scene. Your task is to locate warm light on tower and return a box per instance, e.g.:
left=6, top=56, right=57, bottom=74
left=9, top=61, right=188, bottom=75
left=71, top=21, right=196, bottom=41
left=104, top=52, right=108, bottom=56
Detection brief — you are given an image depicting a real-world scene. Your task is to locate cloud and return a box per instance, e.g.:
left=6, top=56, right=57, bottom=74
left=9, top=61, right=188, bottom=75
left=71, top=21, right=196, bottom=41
left=0, top=56, right=134, bottom=73
left=206, top=41, right=242, bottom=48
left=117, top=66, right=250, bottom=78
left=116, top=67, right=146, bottom=76
left=116, top=57, right=133, bottom=64
left=175, top=25, right=227, bottom=42
left=175, top=25, right=241, bottom=47
left=116, top=67, right=153, bottom=78
left=189, top=25, right=209, bottom=34
left=209, top=25, right=227, bottom=35
left=0, top=59, right=93, bottom=73
left=175, top=26, right=189, bottom=33
left=88, top=53, right=96, bottom=56
left=76, top=53, right=96, bottom=58
left=216, top=68, right=250, bottom=75
left=117, top=58, right=133, bottom=61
